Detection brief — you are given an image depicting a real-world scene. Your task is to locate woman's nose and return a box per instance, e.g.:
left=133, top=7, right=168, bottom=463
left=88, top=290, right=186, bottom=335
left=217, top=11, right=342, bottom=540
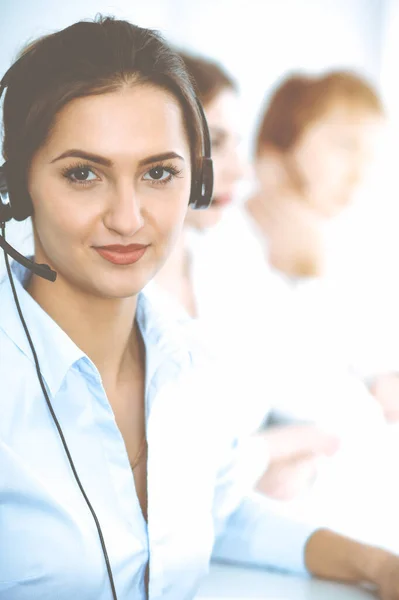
left=104, top=183, right=144, bottom=237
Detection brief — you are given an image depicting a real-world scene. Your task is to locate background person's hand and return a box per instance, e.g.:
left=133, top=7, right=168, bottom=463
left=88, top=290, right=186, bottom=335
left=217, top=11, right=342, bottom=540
left=254, top=424, right=340, bottom=500
left=256, top=454, right=319, bottom=500
left=306, top=529, right=399, bottom=600
left=372, top=550, right=399, bottom=600
left=262, top=423, right=341, bottom=462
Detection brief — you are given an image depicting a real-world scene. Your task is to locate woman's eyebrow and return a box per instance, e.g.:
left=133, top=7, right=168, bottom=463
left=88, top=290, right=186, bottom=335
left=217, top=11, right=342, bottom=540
left=51, top=149, right=185, bottom=167
left=51, top=149, right=113, bottom=166
left=138, top=152, right=185, bottom=166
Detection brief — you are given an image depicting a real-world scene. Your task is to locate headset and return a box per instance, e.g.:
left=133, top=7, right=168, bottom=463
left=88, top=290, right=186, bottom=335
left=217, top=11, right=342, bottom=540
left=0, top=59, right=214, bottom=600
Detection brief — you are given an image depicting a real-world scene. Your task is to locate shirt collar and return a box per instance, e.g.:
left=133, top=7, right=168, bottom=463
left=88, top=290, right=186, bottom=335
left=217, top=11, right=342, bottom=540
left=0, top=259, right=194, bottom=400
left=0, top=260, right=85, bottom=397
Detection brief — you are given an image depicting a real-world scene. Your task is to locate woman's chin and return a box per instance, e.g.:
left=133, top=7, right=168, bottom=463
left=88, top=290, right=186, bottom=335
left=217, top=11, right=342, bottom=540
left=82, top=268, right=150, bottom=300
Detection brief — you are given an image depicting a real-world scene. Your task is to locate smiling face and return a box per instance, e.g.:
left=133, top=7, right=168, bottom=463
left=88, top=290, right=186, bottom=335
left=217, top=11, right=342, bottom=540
left=27, top=84, right=192, bottom=299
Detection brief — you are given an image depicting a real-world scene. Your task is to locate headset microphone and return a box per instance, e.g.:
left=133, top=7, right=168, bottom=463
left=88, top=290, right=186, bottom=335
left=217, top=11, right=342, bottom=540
left=0, top=165, right=57, bottom=282
left=0, top=231, right=57, bottom=281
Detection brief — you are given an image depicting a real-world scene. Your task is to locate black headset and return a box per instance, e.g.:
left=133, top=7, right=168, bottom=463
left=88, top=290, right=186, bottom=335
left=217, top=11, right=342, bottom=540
left=189, top=99, right=214, bottom=209
left=0, top=60, right=214, bottom=600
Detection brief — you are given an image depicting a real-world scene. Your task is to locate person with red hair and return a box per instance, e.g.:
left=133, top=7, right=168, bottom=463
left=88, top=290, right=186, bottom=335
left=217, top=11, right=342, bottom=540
left=249, top=71, right=383, bottom=277
left=247, top=71, right=397, bottom=425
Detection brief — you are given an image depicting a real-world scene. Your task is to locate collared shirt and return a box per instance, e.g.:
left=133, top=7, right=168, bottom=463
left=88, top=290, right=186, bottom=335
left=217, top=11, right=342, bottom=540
left=0, top=260, right=314, bottom=600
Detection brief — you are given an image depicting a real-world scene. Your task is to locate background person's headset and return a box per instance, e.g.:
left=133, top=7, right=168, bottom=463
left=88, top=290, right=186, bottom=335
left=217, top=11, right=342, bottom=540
left=0, top=62, right=214, bottom=600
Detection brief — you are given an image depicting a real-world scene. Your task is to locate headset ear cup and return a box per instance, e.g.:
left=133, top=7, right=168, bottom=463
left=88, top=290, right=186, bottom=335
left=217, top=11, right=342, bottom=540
left=10, top=188, right=33, bottom=222
left=1, top=162, right=33, bottom=222
left=189, top=157, right=214, bottom=210
left=0, top=164, right=12, bottom=223
left=200, top=157, right=214, bottom=209
left=188, top=167, right=199, bottom=209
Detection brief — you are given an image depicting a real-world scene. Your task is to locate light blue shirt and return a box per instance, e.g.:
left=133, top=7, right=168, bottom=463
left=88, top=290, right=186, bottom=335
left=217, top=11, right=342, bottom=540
left=0, top=261, right=315, bottom=600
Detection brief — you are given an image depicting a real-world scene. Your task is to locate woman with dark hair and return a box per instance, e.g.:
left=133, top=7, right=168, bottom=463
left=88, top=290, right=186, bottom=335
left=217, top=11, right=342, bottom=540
left=1, top=16, right=399, bottom=600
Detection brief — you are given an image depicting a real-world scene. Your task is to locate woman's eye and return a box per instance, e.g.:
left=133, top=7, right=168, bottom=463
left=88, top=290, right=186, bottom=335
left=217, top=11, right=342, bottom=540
left=143, top=167, right=171, bottom=182
left=67, top=167, right=97, bottom=182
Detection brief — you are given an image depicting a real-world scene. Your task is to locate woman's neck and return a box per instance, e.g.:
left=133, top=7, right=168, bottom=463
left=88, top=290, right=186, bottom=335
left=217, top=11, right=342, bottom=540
left=27, top=272, right=140, bottom=389
left=246, top=186, right=325, bottom=279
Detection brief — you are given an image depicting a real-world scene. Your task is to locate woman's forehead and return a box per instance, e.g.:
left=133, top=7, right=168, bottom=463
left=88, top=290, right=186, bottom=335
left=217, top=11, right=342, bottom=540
left=42, top=85, right=191, bottom=161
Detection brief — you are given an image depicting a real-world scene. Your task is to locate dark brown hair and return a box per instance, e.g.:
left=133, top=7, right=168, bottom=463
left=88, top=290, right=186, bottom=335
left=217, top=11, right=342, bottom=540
left=178, top=52, right=236, bottom=107
left=256, top=70, right=383, bottom=155
left=1, top=15, right=204, bottom=195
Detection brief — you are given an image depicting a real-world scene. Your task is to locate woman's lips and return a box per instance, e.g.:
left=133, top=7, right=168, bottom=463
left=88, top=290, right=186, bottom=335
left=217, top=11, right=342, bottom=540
left=94, top=244, right=148, bottom=265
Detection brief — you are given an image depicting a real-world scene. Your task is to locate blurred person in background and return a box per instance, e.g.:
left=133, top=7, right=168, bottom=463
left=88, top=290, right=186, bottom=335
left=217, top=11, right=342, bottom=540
left=151, top=54, right=343, bottom=501
left=249, top=72, right=384, bottom=278
left=246, top=72, right=399, bottom=429
left=243, top=73, right=399, bottom=548
left=152, top=58, right=399, bottom=520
